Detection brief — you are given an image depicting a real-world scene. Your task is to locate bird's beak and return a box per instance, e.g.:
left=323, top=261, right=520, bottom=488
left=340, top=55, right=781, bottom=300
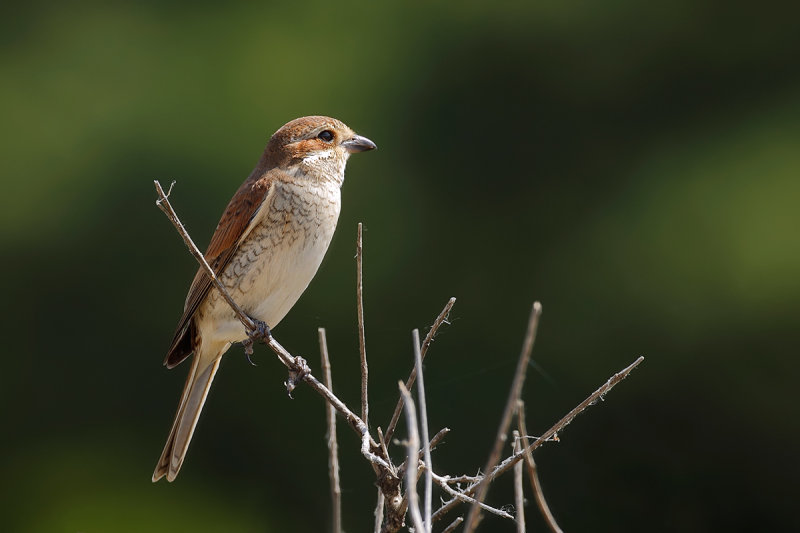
left=342, top=135, right=377, bottom=153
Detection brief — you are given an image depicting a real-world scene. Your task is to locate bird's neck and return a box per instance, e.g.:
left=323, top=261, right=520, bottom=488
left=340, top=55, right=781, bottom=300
left=285, top=151, right=348, bottom=187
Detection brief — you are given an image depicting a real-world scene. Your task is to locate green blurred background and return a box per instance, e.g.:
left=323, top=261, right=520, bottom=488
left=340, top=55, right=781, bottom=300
left=2, top=1, right=799, bottom=531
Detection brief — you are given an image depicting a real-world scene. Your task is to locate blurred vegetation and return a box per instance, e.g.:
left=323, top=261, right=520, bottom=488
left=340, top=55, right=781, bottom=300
left=1, top=1, right=798, bottom=531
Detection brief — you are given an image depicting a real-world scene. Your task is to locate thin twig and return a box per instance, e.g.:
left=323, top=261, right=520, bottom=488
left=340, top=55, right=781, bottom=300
left=357, top=223, right=369, bottom=428
left=443, top=474, right=482, bottom=485
left=377, top=427, right=392, bottom=474
left=463, top=302, right=542, bottom=533
left=385, top=297, right=456, bottom=443
left=517, top=401, right=562, bottom=533
left=412, top=329, right=434, bottom=530
left=513, top=430, right=526, bottom=533
left=399, top=382, right=427, bottom=533
left=431, top=472, right=514, bottom=520
left=432, top=356, right=645, bottom=524
left=397, top=427, right=450, bottom=480
left=428, top=427, right=450, bottom=453
left=319, top=328, right=342, bottom=533
left=442, top=517, right=464, bottom=533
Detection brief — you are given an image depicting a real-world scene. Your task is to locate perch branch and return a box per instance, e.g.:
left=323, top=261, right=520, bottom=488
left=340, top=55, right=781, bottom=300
left=154, top=180, right=256, bottom=332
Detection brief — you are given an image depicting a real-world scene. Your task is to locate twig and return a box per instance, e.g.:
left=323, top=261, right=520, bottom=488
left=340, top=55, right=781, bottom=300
left=432, top=356, right=645, bottom=524
left=377, top=427, right=392, bottom=472
left=385, top=297, right=456, bottom=443
left=357, top=223, right=369, bottom=428
left=428, top=427, right=450, bottom=453
left=463, top=302, right=542, bottom=533
left=396, top=426, right=450, bottom=479
left=431, top=472, right=514, bottom=520
left=505, top=356, right=645, bottom=472
left=399, top=382, right=427, bottom=533
left=319, top=328, right=342, bottom=533
left=443, top=474, right=481, bottom=485
left=442, top=517, right=464, bottom=533
left=517, top=401, right=562, bottom=533
left=412, top=329, right=434, bottom=530
left=513, top=430, right=526, bottom=533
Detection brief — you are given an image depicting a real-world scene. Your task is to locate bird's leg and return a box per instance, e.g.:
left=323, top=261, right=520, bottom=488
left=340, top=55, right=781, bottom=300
left=242, top=318, right=272, bottom=365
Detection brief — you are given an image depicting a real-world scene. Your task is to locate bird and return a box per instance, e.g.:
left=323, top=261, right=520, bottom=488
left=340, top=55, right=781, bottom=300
left=152, top=116, right=376, bottom=482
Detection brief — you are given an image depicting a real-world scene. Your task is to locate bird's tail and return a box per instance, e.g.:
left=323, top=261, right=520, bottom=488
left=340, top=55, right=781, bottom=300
left=152, top=341, right=227, bottom=482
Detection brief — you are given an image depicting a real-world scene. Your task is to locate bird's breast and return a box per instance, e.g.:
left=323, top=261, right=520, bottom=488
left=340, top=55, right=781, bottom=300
left=203, top=178, right=341, bottom=343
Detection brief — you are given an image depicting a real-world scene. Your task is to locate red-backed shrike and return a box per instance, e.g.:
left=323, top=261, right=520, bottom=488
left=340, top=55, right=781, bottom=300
left=153, top=116, right=376, bottom=482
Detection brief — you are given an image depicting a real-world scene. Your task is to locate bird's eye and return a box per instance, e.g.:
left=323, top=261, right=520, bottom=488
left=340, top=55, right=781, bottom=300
left=317, top=130, right=334, bottom=142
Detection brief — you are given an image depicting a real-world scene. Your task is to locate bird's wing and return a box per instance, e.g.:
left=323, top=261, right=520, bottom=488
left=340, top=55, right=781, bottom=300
left=163, top=171, right=277, bottom=368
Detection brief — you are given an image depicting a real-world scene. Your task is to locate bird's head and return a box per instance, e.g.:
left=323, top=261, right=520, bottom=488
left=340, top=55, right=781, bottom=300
left=262, top=116, right=376, bottom=182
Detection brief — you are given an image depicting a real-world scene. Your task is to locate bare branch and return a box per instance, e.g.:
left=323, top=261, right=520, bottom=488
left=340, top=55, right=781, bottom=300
left=319, top=328, right=342, bottom=533
left=513, top=430, right=526, bottom=533
left=464, top=302, right=542, bottom=533
left=357, top=223, right=369, bottom=428
left=412, top=329, right=434, bottom=529
left=399, top=382, right=427, bottom=533
left=517, top=401, right=562, bottom=533
left=432, top=356, right=644, bottom=524
left=385, top=297, right=456, bottom=443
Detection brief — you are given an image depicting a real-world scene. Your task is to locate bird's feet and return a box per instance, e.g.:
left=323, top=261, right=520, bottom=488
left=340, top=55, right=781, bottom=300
left=242, top=318, right=272, bottom=365
left=248, top=318, right=272, bottom=341
left=285, top=356, right=311, bottom=398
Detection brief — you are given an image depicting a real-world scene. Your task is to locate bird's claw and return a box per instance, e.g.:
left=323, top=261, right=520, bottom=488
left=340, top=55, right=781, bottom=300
left=285, top=356, right=310, bottom=398
left=242, top=339, right=257, bottom=366
left=242, top=318, right=271, bottom=365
